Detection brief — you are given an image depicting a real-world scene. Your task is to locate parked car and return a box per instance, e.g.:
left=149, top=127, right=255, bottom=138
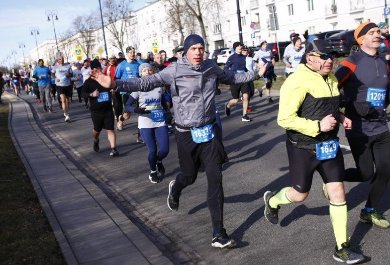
left=266, top=41, right=291, bottom=62
left=307, top=30, right=343, bottom=43
left=326, top=30, right=359, bottom=56
left=216, top=48, right=234, bottom=65
left=209, top=48, right=225, bottom=62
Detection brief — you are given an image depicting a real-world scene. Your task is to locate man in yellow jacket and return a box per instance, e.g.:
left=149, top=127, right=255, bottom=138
left=263, top=39, right=364, bottom=264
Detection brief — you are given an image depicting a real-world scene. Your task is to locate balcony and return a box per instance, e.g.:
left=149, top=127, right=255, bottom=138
left=250, top=0, right=259, bottom=9
left=325, top=4, right=338, bottom=18
left=350, top=0, right=364, bottom=13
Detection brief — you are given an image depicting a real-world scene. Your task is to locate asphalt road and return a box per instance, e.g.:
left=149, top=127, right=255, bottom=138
left=20, top=86, right=390, bottom=265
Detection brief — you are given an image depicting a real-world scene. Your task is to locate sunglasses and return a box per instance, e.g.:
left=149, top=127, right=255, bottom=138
left=310, top=53, right=335, bottom=60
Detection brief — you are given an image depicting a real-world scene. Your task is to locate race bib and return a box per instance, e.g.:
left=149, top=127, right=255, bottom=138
left=315, top=139, right=339, bottom=161
left=150, top=109, right=165, bottom=122
left=97, top=91, right=109, bottom=103
left=190, top=124, right=215, bottom=144
left=367, top=88, right=386, bottom=108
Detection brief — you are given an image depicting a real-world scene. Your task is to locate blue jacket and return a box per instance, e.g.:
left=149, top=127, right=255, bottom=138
left=224, top=53, right=247, bottom=73
left=33, top=66, right=51, bottom=87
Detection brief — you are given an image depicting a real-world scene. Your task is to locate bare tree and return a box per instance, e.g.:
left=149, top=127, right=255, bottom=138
left=184, top=0, right=210, bottom=50
left=163, top=0, right=186, bottom=44
left=72, top=14, right=98, bottom=58
left=59, top=30, right=76, bottom=62
left=102, top=0, right=133, bottom=53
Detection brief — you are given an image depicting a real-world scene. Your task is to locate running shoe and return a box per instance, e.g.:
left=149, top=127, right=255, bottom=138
left=211, top=229, right=237, bottom=249
left=259, top=89, right=263, bottom=98
left=43, top=105, right=48, bottom=112
left=109, top=149, right=119, bottom=157
left=360, top=209, right=390, bottom=228
left=242, top=114, right=253, bottom=122
left=225, top=103, right=231, bottom=117
left=149, top=171, right=160, bottom=184
left=167, top=180, right=179, bottom=211
left=263, top=191, right=279, bottom=224
left=93, top=140, right=100, bottom=152
left=268, top=97, right=274, bottom=103
left=64, top=115, right=71, bottom=123
left=157, top=161, right=165, bottom=177
left=333, top=242, right=364, bottom=264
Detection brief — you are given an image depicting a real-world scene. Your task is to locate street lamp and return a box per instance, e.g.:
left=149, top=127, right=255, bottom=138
left=46, top=10, right=59, bottom=51
left=19, top=43, right=26, bottom=66
left=30, top=27, right=40, bottom=60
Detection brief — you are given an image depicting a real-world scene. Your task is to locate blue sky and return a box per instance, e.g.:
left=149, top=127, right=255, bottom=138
left=0, top=0, right=146, bottom=67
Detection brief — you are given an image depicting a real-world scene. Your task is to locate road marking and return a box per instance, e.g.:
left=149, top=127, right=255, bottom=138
left=340, top=144, right=351, bottom=151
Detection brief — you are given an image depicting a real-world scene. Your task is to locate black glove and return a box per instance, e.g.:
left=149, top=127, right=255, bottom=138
left=133, top=107, right=151, bottom=115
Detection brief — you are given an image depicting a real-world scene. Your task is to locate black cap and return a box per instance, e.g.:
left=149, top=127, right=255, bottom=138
left=305, top=39, right=333, bottom=54
left=290, top=32, right=299, bottom=40
left=173, top=45, right=184, bottom=53
left=233, top=41, right=244, bottom=49
left=90, top=59, right=101, bottom=70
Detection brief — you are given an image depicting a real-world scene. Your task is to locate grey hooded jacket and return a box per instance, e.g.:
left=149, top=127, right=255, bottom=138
left=116, top=57, right=254, bottom=128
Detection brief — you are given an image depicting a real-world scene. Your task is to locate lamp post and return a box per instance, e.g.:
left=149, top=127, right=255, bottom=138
left=98, top=0, right=108, bottom=58
left=30, top=27, right=40, bottom=60
left=46, top=10, right=59, bottom=51
left=235, top=0, right=243, bottom=43
left=19, top=43, right=26, bottom=66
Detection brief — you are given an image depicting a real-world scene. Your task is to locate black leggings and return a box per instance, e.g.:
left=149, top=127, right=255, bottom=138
left=171, top=127, right=226, bottom=234
left=345, top=131, right=390, bottom=208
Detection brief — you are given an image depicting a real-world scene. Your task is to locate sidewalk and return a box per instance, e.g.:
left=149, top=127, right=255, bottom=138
left=4, top=91, right=173, bottom=265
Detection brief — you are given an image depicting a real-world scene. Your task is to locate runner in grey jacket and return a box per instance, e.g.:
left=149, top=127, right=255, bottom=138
left=92, top=34, right=255, bottom=249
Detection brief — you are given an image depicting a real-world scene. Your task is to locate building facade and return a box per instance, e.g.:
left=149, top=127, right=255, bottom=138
left=28, top=0, right=388, bottom=63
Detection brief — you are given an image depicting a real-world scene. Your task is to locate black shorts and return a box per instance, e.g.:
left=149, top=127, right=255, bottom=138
left=230, top=83, right=250, bottom=99
left=56, top=85, right=72, bottom=97
left=286, top=140, right=345, bottom=193
left=91, top=111, right=115, bottom=132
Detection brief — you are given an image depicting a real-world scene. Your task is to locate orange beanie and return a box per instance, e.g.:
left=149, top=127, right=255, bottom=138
left=354, top=22, right=378, bottom=45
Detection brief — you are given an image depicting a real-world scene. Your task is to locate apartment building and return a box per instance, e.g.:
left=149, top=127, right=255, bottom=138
left=29, top=0, right=388, bottom=63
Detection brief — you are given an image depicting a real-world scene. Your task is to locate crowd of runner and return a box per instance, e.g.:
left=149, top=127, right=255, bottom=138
left=2, top=20, right=390, bottom=264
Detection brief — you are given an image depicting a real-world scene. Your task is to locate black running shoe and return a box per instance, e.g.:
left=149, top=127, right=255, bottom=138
left=242, top=114, right=253, bottom=122
left=268, top=97, right=274, bottom=103
left=157, top=161, right=165, bottom=177
left=211, top=229, right=236, bottom=249
left=167, top=180, right=179, bottom=211
left=225, top=103, right=231, bottom=117
left=333, top=242, right=364, bottom=264
left=93, top=140, right=100, bottom=152
left=263, top=191, right=279, bottom=224
left=109, top=149, right=119, bottom=157
left=149, top=171, right=160, bottom=184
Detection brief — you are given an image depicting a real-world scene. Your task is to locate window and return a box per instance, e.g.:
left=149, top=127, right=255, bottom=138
left=307, top=0, right=314, bottom=11
left=241, top=16, right=246, bottom=26
left=288, top=4, right=294, bottom=16
left=214, top=23, right=221, bottom=33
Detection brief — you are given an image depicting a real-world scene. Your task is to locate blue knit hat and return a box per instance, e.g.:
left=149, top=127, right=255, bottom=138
left=183, top=34, right=205, bottom=54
